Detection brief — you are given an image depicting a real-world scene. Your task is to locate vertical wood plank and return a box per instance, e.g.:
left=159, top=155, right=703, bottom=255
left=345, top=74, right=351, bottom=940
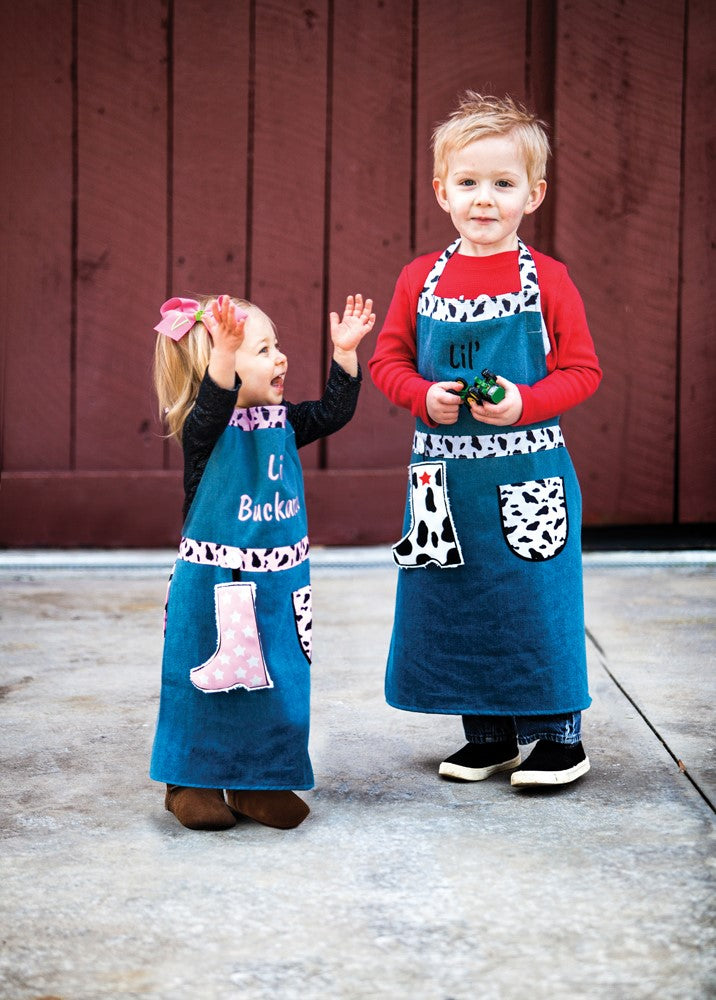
left=172, top=0, right=250, bottom=298
left=554, top=0, right=684, bottom=524
left=250, top=0, right=329, bottom=470
left=169, top=0, right=251, bottom=473
left=325, top=0, right=414, bottom=469
left=415, top=0, right=529, bottom=257
left=0, top=0, right=73, bottom=470
left=75, top=0, right=167, bottom=469
left=524, top=0, right=557, bottom=253
left=678, top=0, right=715, bottom=523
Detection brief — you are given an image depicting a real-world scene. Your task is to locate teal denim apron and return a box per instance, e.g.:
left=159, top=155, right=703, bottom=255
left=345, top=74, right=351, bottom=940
left=386, top=240, right=590, bottom=716
left=150, top=405, right=314, bottom=790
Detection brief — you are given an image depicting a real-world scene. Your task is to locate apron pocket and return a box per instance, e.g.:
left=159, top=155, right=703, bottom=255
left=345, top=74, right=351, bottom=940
left=292, top=585, right=313, bottom=663
left=498, top=477, right=568, bottom=561
left=189, top=582, right=273, bottom=692
left=392, top=461, right=464, bottom=569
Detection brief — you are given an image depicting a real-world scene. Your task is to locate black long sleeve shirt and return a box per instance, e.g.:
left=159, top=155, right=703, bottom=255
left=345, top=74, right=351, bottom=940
left=181, top=360, right=361, bottom=519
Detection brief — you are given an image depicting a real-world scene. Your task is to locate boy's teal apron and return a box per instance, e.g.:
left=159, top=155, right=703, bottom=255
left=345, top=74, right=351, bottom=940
left=386, top=239, right=590, bottom=716
left=150, top=405, right=314, bottom=790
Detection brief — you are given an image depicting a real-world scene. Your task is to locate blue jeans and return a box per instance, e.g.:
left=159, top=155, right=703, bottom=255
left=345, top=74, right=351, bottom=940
left=462, top=712, right=582, bottom=746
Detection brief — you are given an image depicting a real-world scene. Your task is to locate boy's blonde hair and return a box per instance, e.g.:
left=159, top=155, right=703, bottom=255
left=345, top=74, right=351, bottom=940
left=153, top=295, right=251, bottom=441
left=432, top=92, right=550, bottom=187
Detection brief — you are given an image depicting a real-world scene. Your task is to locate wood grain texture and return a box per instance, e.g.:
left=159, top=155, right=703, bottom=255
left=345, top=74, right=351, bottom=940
left=0, top=1, right=73, bottom=470
left=524, top=0, right=557, bottom=254
left=415, top=0, right=529, bottom=257
left=75, top=0, right=168, bottom=470
left=0, top=469, right=404, bottom=546
left=555, top=0, right=685, bottom=524
left=678, top=0, right=715, bottom=522
left=249, top=0, right=329, bottom=470
left=0, top=471, right=184, bottom=547
left=325, top=0, right=414, bottom=470
left=0, top=0, right=711, bottom=546
left=168, top=0, right=251, bottom=471
left=171, top=0, right=250, bottom=299
left=303, top=469, right=406, bottom=544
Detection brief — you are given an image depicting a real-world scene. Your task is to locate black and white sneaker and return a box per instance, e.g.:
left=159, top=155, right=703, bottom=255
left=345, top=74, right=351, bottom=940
left=510, top=740, right=590, bottom=788
left=439, top=740, right=521, bottom=781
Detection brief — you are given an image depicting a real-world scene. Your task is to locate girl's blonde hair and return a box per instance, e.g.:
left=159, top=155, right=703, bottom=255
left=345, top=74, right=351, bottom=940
left=432, top=91, right=550, bottom=187
left=153, top=295, right=251, bottom=441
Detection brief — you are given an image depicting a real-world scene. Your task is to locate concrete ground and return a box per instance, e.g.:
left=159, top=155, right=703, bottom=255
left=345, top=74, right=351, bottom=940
left=0, top=549, right=714, bottom=1000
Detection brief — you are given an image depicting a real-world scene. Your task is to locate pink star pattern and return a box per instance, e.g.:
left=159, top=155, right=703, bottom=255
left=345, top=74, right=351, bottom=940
left=190, top=582, right=273, bottom=693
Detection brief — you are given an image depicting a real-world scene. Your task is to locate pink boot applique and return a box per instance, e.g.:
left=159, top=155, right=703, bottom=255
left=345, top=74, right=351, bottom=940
left=190, top=582, right=273, bottom=693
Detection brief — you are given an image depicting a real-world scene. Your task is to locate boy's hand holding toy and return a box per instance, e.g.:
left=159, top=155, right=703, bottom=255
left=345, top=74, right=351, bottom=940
left=466, top=375, right=523, bottom=426
left=427, top=369, right=523, bottom=426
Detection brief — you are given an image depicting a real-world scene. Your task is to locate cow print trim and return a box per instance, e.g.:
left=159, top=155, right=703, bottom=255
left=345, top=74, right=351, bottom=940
left=163, top=561, right=176, bottom=638
left=228, top=405, right=287, bottom=431
left=417, top=238, right=551, bottom=354
left=413, top=424, right=564, bottom=460
left=292, top=585, right=313, bottom=663
left=497, top=477, right=569, bottom=561
left=178, top=534, right=309, bottom=572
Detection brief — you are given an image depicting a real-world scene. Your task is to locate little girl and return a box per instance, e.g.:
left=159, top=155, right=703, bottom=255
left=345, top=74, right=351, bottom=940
left=150, top=291, right=375, bottom=831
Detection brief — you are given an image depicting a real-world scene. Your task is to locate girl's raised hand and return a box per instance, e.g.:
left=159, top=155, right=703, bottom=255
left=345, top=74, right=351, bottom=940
left=205, top=296, right=248, bottom=390
left=204, top=295, right=247, bottom=355
left=329, top=294, right=376, bottom=353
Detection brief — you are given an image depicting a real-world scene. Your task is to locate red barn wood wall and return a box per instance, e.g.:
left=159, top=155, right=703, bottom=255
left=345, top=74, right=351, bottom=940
left=0, top=0, right=713, bottom=547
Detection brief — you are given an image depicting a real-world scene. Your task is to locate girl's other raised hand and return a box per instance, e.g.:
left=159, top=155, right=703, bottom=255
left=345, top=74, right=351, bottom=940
left=329, top=294, right=376, bottom=377
left=330, top=294, right=376, bottom=352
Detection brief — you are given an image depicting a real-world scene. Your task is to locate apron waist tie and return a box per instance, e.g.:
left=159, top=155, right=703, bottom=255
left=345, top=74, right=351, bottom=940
left=178, top=535, right=310, bottom=572
left=413, top=424, right=564, bottom=460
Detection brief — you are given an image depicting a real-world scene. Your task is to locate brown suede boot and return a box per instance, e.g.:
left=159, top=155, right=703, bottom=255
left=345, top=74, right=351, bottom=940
left=165, top=785, right=237, bottom=831
left=226, top=789, right=310, bottom=829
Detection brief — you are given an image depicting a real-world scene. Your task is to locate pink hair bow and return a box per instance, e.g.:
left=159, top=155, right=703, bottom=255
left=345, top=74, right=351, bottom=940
left=154, top=297, right=207, bottom=340
left=154, top=298, right=204, bottom=340
left=155, top=296, right=248, bottom=340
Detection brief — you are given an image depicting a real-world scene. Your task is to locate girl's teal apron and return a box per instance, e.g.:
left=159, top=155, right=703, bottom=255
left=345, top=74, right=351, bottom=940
left=150, top=405, right=314, bottom=790
left=386, top=239, right=591, bottom=716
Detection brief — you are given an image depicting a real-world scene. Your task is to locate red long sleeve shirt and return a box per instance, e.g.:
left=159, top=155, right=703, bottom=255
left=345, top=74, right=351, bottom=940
left=369, top=246, right=602, bottom=427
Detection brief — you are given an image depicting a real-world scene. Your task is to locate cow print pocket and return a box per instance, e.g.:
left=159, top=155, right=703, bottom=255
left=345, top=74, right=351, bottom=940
left=292, top=585, right=313, bottom=663
left=497, top=477, right=568, bottom=561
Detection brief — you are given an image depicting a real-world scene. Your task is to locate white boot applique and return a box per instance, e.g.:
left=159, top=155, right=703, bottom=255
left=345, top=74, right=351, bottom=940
left=190, top=582, right=273, bottom=693
left=392, top=461, right=464, bottom=569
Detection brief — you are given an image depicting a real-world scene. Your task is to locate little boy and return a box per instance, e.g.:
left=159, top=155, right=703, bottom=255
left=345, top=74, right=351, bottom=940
left=369, top=92, right=602, bottom=788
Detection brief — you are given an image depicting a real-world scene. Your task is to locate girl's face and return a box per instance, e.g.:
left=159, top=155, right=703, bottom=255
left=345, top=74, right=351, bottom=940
left=433, top=133, right=546, bottom=256
left=235, top=308, right=288, bottom=408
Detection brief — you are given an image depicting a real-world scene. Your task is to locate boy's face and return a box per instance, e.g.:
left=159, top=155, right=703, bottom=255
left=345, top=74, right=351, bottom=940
left=433, top=133, right=546, bottom=256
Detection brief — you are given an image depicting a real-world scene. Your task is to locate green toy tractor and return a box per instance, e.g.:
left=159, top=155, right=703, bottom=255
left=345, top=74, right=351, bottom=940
left=451, top=369, right=506, bottom=405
